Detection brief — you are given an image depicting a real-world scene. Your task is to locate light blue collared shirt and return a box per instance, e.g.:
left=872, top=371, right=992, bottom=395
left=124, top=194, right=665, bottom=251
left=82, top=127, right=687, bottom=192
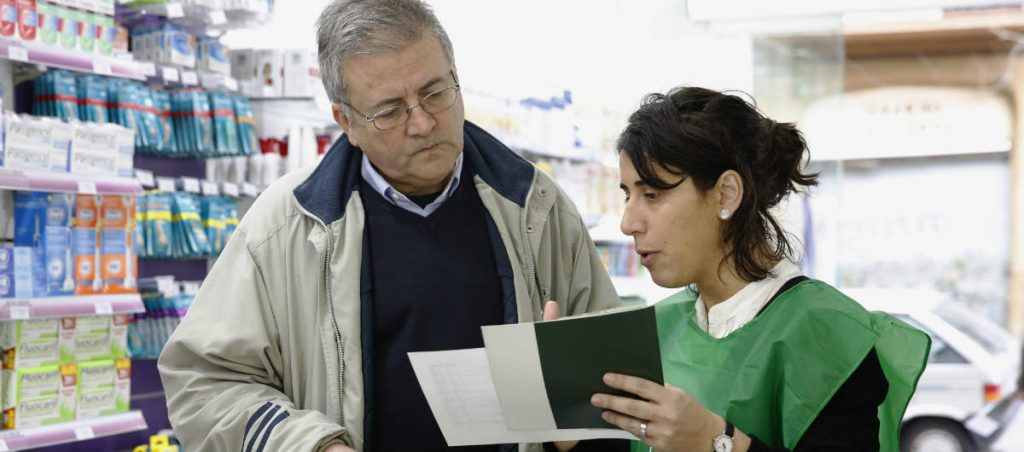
left=360, top=153, right=464, bottom=217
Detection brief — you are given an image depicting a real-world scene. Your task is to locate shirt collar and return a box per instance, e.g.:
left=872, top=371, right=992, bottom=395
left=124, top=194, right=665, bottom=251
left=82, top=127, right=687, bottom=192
left=360, top=152, right=464, bottom=217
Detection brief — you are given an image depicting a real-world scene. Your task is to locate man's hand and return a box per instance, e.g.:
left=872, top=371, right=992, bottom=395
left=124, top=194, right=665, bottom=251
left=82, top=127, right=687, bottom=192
left=321, top=443, right=356, bottom=452
left=543, top=300, right=561, bottom=321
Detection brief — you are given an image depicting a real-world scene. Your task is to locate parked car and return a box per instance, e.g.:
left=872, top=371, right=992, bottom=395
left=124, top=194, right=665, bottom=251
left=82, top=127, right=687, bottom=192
left=845, top=288, right=1022, bottom=452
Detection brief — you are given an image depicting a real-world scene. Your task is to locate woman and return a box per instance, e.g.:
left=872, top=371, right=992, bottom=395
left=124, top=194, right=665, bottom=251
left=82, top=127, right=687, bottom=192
left=587, top=87, right=930, bottom=452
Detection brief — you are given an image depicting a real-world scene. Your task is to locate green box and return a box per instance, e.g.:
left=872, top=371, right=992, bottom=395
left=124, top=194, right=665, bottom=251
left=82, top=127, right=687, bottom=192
left=2, top=364, right=78, bottom=429
left=1, top=319, right=62, bottom=369
left=76, top=359, right=129, bottom=420
left=72, top=316, right=112, bottom=362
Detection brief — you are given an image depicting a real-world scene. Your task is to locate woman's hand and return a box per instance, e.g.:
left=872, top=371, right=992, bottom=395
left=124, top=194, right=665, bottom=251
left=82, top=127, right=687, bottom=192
left=543, top=301, right=579, bottom=452
left=592, top=373, right=748, bottom=452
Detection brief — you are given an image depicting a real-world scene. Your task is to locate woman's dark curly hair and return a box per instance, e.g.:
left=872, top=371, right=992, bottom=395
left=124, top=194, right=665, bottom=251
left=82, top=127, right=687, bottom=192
left=616, top=87, right=818, bottom=282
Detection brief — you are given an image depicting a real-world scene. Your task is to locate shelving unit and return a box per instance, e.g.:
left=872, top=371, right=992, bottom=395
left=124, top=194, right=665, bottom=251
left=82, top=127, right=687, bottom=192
left=0, top=36, right=144, bottom=81
left=0, top=294, right=145, bottom=320
left=0, top=411, right=147, bottom=451
left=0, top=169, right=143, bottom=196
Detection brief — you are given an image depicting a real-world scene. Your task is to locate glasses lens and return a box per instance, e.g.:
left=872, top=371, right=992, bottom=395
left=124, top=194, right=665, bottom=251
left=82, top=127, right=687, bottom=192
left=422, top=87, right=458, bottom=114
left=372, top=106, right=406, bottom=131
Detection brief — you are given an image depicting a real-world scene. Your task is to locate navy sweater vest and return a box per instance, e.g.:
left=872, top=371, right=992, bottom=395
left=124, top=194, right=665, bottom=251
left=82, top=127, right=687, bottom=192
left=360, top=166, right=504, bottom=451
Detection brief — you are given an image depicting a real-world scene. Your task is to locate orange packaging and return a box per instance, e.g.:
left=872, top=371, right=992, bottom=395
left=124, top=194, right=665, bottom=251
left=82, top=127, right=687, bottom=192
left=73, top=195, right=101, bottom=295
left=99, top=196, right=137, bottom=294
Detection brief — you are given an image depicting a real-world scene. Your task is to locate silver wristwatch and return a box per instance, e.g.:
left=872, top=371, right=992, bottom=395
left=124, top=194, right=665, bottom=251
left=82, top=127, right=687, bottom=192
left=712, top=421, right=735, bottom=452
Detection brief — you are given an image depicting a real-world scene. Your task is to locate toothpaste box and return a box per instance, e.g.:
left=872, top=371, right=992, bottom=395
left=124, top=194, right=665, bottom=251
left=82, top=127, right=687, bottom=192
left=1, top=114, right=66, bottom=172
left=2, top=363, right=77, bottom=429
left=75, top=358, right=129, bottom=420
left=69, top=123, right=118, bottom=177
left=1, top=319, right=62, bottom=369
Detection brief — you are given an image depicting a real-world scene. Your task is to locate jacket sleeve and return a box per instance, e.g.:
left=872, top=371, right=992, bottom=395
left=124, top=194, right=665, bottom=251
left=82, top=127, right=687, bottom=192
left=157, top=228, right=349, bottom=452
left=565, top=216, right=621, bottom=316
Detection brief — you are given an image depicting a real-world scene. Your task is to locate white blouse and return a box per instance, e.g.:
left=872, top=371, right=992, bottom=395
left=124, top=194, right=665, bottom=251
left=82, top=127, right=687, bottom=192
left=695, top=260, right=803, bottom=338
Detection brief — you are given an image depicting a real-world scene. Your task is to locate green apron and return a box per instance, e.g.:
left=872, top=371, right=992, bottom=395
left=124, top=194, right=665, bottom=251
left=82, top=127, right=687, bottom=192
left=633, top=279, right=929, bottom=451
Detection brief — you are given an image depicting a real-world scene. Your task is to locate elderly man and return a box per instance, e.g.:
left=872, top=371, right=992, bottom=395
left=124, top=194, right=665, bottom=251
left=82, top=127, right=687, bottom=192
left=158, top=1, right=622, bottom=451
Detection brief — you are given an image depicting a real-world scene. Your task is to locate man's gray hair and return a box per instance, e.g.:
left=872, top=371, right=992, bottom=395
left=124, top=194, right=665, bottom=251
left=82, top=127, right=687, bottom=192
left=316, top=0, right=455, bottom=105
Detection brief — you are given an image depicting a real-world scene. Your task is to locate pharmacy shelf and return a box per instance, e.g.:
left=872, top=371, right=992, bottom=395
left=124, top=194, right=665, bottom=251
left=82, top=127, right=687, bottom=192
left=0, top=411, right=147, bottom=451
left=588, top=215, right=630, bottom=244
left=0, top=294, right=145, bottom=320
left=0, top=169, right=143, bottom=195
left=138, top=63, right=238, bottom=92
left=0, top=36, right=144, bottom=81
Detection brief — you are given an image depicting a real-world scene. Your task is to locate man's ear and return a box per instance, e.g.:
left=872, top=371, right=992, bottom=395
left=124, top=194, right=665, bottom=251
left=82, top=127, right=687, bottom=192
left=715, top=170, right=743, bottom=220
left=333, top=104, right=358, bottom=147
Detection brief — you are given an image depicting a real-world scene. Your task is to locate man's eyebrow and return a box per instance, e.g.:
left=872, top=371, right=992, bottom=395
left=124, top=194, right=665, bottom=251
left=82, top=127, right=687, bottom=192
left=368, top=75, right=446, bottom=111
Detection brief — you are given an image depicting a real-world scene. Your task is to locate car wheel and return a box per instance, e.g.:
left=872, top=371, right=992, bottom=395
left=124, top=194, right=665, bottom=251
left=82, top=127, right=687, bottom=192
left=902, top=419, right=974, bottom=452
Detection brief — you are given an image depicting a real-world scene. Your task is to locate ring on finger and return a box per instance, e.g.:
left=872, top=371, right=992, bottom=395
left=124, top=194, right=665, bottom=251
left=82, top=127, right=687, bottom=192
left=639, top=421, right=648, bottom=440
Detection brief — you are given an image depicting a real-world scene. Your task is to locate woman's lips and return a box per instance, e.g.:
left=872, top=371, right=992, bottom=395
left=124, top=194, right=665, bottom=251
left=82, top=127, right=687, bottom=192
left=639, top=251, right=659, bottom=267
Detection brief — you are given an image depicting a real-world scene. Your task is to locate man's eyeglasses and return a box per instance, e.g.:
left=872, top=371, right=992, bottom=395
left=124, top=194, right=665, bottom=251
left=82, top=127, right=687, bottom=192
left=342, top=70, right=461, bottom=131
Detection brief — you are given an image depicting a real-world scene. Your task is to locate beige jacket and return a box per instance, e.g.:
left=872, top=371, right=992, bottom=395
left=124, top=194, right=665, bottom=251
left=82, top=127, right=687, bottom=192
left=158, top=122, right=621, bottom=451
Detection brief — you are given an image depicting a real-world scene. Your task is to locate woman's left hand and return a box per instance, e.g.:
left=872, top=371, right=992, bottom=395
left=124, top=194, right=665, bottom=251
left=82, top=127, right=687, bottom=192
left=591, top=373, right=724, bottom=452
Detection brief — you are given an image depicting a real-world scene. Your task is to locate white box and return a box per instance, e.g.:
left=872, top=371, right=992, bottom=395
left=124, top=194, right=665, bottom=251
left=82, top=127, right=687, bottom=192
left=283, top=49, right=318, bottom=98
left=114, top=125, right=135, bottom=178
left=256, top=49, right=284, bottom=98
left=70, top=123, right=118, bottom=177
left=1, top=115, right=69, bottom=172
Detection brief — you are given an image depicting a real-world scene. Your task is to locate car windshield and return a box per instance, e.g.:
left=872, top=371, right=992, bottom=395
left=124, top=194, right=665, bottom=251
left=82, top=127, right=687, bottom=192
left=934, top=301, right=1011, bottom=356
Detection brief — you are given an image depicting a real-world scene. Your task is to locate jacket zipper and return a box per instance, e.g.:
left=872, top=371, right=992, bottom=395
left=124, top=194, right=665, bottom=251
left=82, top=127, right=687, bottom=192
left=521, top=206, right=540, bottom=301
left=320, top=223, right=346, bottom=426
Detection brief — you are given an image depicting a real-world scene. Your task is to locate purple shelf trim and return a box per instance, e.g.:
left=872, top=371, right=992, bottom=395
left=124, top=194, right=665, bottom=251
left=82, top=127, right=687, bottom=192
left=0, top=411, right=148, bottom=450
left=0, top=169, right=143, bottom=196
left=0, top=294, right=145, bottom=320
left=0, top=37, right=145, bottom=80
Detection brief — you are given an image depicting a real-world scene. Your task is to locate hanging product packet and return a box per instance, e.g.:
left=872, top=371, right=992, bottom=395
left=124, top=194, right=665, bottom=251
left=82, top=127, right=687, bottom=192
left=137, top=86, right=162, bottom=153
left=152, top=89, right=176, bottom=155
left=144, top=192, right=172, bottom=258
left=77, top=75, right=110, bottom=124
left=36, top=0, right=56, bottom=45
left=209, top=92, right=238, bottom=157
left=233, top=96, right=258, bottom=156
left=199, top=197, right=226, bottom=255
left=170, top=193, right=210, bottom=258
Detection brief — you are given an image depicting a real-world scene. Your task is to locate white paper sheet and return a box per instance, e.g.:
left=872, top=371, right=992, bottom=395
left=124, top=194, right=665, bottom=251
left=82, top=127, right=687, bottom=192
left=408, top=348, right=636, bottom=446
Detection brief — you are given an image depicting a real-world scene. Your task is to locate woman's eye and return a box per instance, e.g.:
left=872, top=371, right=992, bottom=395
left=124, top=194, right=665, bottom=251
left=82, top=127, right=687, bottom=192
left=643, top=192, right=659, bottom=200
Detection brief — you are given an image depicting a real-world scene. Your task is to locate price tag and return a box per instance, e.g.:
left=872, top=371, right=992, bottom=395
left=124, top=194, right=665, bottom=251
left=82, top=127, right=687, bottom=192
left=182, top=177, right=201, bottom=193
left=93, top=61, right=113, bottom=76
left=139, top=62, right=157, bottom=77
left=10, top=306, right=29, bottom=320
left=181, top=71, right=198, bottom=85
left=209, top=10, right=227, bottom=24
left=224, top=77, right=239, bottom=91
left=222, top=182, right=239, bottom=197
left=162, top=66, right=180, bottom=82
left=74, top=426, right=96, bottom=440
left=165, top=2, right=185, bottom=18
left=95, top=302, right=114, bottom=315
left=241, top=183, right=258, bottom=197
left=134, top=169, right=155, bottom=187
left=201, top=180, right=220, bottom=196
left=8, top=46, right=28, bottom=62
left=181, top=281, right=200, bottom=295
left=78, top=181, right=98, bottom=195
left=156, top=177, right=176, bottom=193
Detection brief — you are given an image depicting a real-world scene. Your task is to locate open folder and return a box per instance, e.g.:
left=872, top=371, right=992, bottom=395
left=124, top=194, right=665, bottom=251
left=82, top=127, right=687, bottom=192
left=409, top=304, right=662, bottom=446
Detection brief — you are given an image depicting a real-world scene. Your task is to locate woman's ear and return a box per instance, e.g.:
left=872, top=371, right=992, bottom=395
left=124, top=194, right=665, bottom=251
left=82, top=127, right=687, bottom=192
left=715, top=170, right=743, bottom=221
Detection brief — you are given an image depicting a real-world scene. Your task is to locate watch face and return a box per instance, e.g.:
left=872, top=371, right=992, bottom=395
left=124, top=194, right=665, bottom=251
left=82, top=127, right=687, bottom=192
left=713, top=435, right=734, bottom=452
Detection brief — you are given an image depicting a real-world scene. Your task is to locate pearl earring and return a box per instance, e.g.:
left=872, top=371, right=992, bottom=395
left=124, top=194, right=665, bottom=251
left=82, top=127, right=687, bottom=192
left=719, top=209, right=731, bottom=220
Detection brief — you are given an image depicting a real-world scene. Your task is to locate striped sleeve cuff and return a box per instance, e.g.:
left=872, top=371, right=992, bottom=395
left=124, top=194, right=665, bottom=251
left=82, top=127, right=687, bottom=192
left=242, top=401, right=292, bottom=452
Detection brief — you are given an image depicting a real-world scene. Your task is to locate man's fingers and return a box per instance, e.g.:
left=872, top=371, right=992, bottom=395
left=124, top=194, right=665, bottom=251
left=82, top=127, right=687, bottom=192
left=543, top=300, right=561, bottom=321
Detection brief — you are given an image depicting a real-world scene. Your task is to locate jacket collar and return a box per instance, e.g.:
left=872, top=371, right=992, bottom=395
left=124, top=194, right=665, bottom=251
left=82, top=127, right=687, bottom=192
left=294, top=121, right=534, bottom=225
